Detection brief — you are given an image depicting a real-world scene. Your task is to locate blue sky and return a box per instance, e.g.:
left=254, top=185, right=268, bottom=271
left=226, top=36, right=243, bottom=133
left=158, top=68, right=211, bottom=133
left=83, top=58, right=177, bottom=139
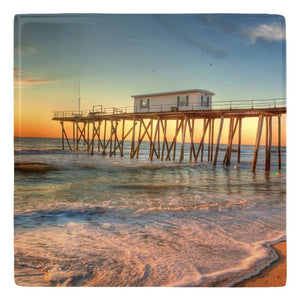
left=14, top=14, right=286, bottom=112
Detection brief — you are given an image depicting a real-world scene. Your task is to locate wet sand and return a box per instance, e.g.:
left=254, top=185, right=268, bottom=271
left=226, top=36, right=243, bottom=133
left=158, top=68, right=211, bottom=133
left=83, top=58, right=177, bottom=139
left=234, top=241, right=286, bottom=287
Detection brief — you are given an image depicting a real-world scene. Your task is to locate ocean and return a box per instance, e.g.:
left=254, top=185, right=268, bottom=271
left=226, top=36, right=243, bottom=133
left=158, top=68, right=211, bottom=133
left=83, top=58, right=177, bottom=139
left=14, top=137, right=286, bottom=287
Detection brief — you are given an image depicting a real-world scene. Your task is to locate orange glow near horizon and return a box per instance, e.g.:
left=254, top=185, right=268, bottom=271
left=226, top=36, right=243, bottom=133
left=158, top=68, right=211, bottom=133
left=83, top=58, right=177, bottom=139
left=15, top=112, right=286, bottom=148
left=14, top=85, right=286, bottom=146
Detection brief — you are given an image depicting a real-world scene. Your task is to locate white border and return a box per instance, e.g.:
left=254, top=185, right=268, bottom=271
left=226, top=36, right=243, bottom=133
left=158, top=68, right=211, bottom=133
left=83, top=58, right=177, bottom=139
left=3, top=1, right=299, bottom=299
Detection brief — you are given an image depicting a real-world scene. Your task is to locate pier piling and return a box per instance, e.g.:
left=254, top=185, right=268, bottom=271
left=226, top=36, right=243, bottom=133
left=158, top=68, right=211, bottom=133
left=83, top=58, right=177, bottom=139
left=54, top=103, right=285, bottom=172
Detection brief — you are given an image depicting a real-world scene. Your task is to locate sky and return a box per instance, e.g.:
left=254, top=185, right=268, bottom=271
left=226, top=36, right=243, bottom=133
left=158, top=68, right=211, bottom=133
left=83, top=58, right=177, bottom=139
left=14, top=14, right=286, bottom=144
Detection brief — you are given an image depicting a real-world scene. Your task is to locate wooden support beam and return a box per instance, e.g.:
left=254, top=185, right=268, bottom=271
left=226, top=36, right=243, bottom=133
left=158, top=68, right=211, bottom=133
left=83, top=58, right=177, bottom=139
left=149, top=119, right=153, bottom=159
left=91, top=120, right=95, bottom=156
left=223, top=117, right=234, bottom=166
left=140, top=119, right=155, bottom=153
left=84, top=123, right=87, bottom=150
left=207, top=118, right=211, bottom=161
left=150, top=117, right=160, bottom=161
left=213, top=115, right=224, bottom=166
left=87, top=122, right=91, bottom=152
left=110, top=124, right=124, bottom=157
left=200, top=118, right=206, bottom=162
left=76, top=122, right=88, bottom=151
left=60, top=121, right=72, bottom=151
left=134, top=119, right=152, bottom=158
left=265, top=115, right=269, bottom=170
left=278, top=115, right=281, bottom=169
left=109, top=120, right=119, bottom=157
left=164, top=119, right=169, bottom=160
left=133, top=120, right=142, bottom=158
left=61, top=121, right=64, bottom=150
left=165, top=119, right=183, bottom=161
left=76, top=120, right=79, bottom=151
left=123, top=125, right=134, bottom=140
left=160, top=119, right=171, bottom=161
left=252, top=114, right=264, bottom=172
left=113, top=121, right=118, bottom=156
left=83, top=122, right=86, bottom=150
left=150, top=117, right=161, bottom=160
left=264, top=115, right=273, bottom=171
left=121, top=119, right=125, bottom=157
left=237, top=117, right=242, bottom=163
left=95, top=119, right=122, bottom=157
left=188, top=118, right=195, bottom=162
left=157, top=119, right=161, bottom=159
left=210, top=118, right=214, bottom=162
left=93, top=121, right=102, bottom=152
left=109, top=119, right=113, bottom=156
left=115, top=121, right=119, bottom=156
left=266, top=116, right=272, bottom=171
left=130, top=118, right=136, bottom=159
left=87, top=121, right=90, bottom=151
left=173, top=119, right=178, bottom=161
left=97, top=122, right=101, bottom=152
left=160, top=120, right=165, bottom=161
left=72, top=121, right=75, bottom=151
left=102, top=119, right=107, bottom=156
left=223, top=117, right=239, bottom=166
left=195, top=118, right=209, bottom=162
left=179, top=116, right=188, bottom=163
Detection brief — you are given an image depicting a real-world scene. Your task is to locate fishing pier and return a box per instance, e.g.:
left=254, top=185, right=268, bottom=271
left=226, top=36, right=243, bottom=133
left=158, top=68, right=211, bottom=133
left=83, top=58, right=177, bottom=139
left=53, top=96, right=286, bottom=172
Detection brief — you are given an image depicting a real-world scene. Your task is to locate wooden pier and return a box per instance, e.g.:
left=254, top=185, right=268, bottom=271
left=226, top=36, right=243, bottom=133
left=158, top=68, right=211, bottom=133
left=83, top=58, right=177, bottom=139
left=53, top=99, right=286, bottom=172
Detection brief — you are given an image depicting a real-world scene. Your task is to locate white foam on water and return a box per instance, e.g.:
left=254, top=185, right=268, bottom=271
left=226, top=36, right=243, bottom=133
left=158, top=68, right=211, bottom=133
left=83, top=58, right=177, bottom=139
left=14, top=204, right=285, bottom=286
left=14, top=137, right=286, bottom=286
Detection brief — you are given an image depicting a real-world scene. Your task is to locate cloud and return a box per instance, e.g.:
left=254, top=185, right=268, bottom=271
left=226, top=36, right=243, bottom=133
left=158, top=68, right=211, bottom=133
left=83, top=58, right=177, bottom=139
left=14, top=67, right=55, bottom=87
left=153, top=15, right=227, bottom=58
left=245, top=22, right=285, bottom=44
left=14, top=46, right=38, bottom=55
left=197, top=14, right=242, bottom=37
left=198, top=15, right=285, bottom=45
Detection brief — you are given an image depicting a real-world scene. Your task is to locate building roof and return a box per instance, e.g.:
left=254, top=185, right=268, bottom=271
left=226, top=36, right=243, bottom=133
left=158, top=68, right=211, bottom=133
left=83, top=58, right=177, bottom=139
left=131, top=89, right=215, bottom=98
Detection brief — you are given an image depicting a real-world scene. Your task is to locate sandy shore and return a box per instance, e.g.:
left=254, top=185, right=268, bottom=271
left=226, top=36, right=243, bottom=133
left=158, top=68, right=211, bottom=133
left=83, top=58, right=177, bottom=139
left=234, top=241, right=286, bottom=287
left=14, top=241, right=286, bottom=287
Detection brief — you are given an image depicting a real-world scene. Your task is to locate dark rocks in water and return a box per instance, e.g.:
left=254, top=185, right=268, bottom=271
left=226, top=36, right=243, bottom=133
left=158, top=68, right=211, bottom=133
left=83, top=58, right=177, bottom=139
left=15, top=162, right=59, bottom=173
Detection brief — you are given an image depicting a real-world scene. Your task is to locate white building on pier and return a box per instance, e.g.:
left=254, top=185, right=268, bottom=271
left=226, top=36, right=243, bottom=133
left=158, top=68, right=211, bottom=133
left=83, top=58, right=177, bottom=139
left=132, top=89, right=215, bottom=113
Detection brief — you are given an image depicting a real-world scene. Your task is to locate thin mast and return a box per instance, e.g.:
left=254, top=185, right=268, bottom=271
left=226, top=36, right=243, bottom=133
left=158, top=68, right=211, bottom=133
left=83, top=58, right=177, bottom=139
left=78, top=80, right=81, bottom=115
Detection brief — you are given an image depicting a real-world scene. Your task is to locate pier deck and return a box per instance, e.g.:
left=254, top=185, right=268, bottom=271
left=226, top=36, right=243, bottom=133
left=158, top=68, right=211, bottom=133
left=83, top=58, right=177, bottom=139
left=53, top=107, right=286, bottom=121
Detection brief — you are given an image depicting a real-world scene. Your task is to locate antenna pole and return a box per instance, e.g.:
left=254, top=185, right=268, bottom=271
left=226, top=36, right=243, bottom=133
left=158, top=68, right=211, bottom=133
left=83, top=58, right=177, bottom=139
left=78, top=80, right=81, bottom=115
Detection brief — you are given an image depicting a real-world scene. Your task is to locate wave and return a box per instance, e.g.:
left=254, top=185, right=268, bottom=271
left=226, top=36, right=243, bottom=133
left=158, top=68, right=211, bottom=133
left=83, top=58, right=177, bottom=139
left=14, top=216, right=285, bottom=287
left=14, top=161, right=59, bottom=173
left=113, top=184, right=182, bottom=191
left=14, top=205, right=105, bottom=229
left=14, top=149, right=66, bottom=155
left=173, top=236, right=286, bottom=287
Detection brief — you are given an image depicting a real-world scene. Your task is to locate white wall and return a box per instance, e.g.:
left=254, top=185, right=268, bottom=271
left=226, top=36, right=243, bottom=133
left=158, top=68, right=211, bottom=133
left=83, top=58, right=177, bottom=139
left=133, top=91, right=212, bottom=113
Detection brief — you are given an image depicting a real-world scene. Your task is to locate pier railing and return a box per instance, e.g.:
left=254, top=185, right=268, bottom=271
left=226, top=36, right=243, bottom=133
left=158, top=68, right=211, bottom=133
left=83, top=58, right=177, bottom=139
left=212, top=98, right=286, bottom=110
left=53, top=97, right=286, bottom=118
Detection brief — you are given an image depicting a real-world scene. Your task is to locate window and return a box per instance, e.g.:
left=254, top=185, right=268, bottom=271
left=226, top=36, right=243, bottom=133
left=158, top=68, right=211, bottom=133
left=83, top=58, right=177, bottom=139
left=201, top=96, right=210, bottom=107
left=140, top=99, right=150, bottom=109
left=177, top=95, right=189, bottom=107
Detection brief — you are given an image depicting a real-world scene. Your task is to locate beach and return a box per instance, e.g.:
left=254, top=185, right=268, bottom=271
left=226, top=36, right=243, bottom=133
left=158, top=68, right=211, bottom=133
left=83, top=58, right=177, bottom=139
left=235, top=241, right=286, bottom=287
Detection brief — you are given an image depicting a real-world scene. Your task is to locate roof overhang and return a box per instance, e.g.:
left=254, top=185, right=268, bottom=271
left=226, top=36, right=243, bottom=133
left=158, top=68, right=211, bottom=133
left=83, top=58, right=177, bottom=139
left=131, top=89, right=215, bottom=98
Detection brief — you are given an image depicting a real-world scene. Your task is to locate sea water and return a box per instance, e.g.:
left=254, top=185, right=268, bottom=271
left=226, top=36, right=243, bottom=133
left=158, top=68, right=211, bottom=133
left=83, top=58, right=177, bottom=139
left=14, top=137, right=286, bottom=286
